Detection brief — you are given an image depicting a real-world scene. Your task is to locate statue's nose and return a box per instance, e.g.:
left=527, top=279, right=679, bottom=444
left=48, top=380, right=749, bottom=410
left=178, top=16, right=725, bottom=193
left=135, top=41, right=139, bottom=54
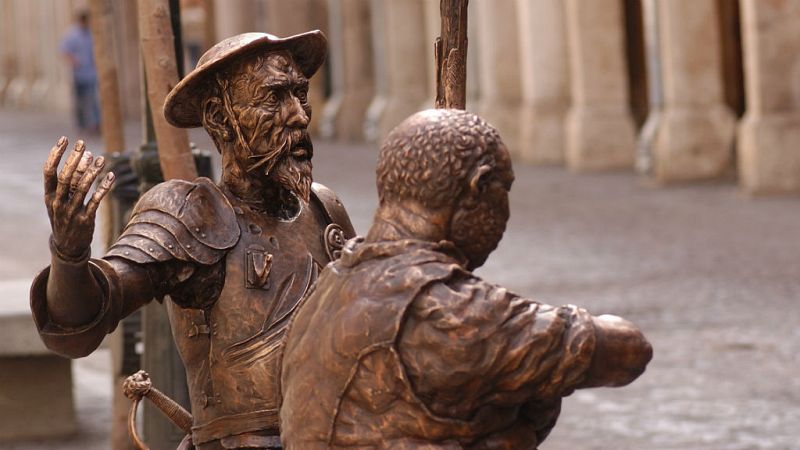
left=286, top=96, right=309, bottom=128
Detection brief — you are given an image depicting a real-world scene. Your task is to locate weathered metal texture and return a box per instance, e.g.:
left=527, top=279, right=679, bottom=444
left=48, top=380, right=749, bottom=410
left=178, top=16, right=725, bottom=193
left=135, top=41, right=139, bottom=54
left=434, top=0, right=468, bottom=109
left=32, top=30, right=353, bottom=450
left=281, top=109, right=653, bottom=449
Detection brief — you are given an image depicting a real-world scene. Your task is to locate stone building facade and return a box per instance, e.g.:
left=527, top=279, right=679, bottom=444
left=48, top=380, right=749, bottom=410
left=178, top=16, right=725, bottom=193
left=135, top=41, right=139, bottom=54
left=2, top=0, right=798, bottom=195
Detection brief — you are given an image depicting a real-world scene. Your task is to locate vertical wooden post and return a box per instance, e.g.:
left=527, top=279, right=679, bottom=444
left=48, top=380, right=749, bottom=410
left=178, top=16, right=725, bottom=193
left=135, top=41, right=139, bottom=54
left=90, top=0, right=126, bottom=155
left=136, top=1, right=196, bottom=448
left=89, top=0, right=127, bottom=250
left=88, top=4, right=133, bottom=447
left=137, top=0, right=197, bottom=181
left=434, top=0, right=468, bottom=109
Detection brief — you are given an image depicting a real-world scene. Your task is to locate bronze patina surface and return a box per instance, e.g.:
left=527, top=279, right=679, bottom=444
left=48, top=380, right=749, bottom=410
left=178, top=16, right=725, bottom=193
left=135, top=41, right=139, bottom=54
left=31, top=31, right=354, bottom=450
left=280, top=109, right=652, bottom=449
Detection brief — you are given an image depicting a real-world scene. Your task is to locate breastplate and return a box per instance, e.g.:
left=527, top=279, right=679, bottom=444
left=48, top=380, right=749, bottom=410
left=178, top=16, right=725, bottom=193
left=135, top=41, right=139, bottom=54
left=168, top=197, right=331, bottom=446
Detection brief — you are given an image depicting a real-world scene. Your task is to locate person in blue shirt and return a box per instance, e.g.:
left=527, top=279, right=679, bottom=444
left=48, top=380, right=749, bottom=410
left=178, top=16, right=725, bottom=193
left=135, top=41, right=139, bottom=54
left=60, top=10, right=100, bottom=133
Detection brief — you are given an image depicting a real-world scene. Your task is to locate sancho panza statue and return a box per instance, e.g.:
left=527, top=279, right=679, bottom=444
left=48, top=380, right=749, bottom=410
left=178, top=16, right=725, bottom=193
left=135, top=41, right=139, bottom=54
left=280, top=109, right=652, bottom=449
left=31, top=31, right=354, bottom=449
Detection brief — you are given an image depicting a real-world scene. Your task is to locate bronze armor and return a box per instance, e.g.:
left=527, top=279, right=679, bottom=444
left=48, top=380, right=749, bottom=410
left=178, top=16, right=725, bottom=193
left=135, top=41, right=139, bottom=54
left=108, top=177, right=354, bottom=447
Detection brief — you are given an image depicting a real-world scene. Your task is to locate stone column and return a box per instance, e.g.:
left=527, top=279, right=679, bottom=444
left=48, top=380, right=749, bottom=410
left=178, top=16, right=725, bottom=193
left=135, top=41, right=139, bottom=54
left=564, top=0, right=636, bottom=171
left=320, top=0, right=374, bottom=141
left=263, top=0, right=329, bottom=135
left=29, top=2, right=54, bottom=109
left=738, top=0, right=800, bottom=195
left=35, top=1, right=75, bottom=113
left=474, top=0, right=522, bottom=156
left=5, top=0, right=35, bottom=107
left=213, top=0, right=259, bottom=40
left=516, top=0, right=570, bottom=164
left=649, top=0, right=735, bottom=182
left=364, top=0, right=428, bottom=141
left=0, top=0, right=15, bottom=102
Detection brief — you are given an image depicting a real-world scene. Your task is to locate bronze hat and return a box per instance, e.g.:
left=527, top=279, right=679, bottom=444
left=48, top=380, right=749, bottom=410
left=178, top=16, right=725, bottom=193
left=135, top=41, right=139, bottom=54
left=164, top=30, right=327, bottom=128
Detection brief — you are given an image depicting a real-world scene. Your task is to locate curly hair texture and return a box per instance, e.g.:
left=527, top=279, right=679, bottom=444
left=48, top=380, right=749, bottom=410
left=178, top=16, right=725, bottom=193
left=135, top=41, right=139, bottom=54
left=376, top=109, right=507, bottom=209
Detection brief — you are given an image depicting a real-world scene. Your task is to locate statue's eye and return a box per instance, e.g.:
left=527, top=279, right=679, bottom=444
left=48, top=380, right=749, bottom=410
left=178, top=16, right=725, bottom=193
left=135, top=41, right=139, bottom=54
left=295, top=87, right=308, bottom=103
left=265, top=91, right=280, bottom=106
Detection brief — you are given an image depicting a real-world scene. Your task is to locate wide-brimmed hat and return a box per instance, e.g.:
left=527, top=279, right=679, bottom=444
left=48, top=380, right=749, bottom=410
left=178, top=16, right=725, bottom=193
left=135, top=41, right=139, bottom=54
left=164, top=30, right=327, bottom=128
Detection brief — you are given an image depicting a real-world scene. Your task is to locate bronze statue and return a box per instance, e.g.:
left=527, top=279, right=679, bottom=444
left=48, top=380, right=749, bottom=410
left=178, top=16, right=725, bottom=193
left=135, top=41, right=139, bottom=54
left=280, top=109, right=653, bottom=449
left=31, top=31, right=354, bottom=450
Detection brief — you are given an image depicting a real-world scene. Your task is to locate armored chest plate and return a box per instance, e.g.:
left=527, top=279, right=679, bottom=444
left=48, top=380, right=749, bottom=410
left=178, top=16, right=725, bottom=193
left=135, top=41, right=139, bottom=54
left=170, top=195, right=333, bottom=443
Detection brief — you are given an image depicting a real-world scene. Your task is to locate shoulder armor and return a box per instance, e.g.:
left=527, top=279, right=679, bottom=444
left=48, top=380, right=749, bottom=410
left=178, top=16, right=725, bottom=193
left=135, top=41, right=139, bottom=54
left=311, top=182, right=356, bottom=239
left=107, top=178, right=240, bottom=265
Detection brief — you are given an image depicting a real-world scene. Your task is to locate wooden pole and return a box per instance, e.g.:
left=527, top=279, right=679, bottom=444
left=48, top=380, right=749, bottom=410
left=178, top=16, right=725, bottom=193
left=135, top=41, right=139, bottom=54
left=434, top=0, right=468, bottom=109
left=89, top=0, right=126, bottom=251
left=137, top=0, right=197, bottom=181
left=88, top=3, right=135, bottom=449
left=90, top=0, right=126, bottom=155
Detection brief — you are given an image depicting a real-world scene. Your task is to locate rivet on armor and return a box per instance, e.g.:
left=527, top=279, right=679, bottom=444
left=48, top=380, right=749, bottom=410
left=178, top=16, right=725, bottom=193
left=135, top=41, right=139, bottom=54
left=195, top=227, right=201, bottom=232
left=234, top=206, right=244, bottom=215
left=124, top=251, right=130, bottom=255
left=248, top=223, right=262, bottom=234
left=148, top=247, right=154, bottom=252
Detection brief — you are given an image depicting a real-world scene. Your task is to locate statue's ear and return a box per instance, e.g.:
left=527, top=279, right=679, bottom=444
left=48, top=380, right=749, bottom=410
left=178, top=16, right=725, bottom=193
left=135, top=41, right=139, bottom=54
left=468, top=164, right=492, bottom=196
left=202, top=96, right=231, bottom=142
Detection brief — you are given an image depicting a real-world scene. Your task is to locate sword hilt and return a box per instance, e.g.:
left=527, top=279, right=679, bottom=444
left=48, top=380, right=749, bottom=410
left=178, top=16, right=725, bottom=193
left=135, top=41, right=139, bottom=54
left=123, top=370, right=193, bottom=449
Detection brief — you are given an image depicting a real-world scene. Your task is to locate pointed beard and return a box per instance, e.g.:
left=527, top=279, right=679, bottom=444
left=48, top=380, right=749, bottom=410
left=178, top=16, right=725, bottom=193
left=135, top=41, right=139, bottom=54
left=271, top=155, right=313, bottom=203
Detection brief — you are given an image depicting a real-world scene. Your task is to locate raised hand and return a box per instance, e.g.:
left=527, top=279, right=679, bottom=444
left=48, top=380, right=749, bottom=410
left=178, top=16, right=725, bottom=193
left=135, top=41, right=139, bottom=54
left=44, top=136, right=115, bottom=260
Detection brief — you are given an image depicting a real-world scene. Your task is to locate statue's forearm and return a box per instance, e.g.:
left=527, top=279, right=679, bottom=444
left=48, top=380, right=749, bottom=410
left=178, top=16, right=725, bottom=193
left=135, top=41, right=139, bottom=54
left=45, top=248, right=104, bottom=328
left=31, top=247, right=158, bottom=358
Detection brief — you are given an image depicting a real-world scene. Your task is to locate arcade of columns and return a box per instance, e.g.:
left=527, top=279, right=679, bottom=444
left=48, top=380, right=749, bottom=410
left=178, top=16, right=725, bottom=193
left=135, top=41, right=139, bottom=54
left=1, top=0, right=799, bottom=195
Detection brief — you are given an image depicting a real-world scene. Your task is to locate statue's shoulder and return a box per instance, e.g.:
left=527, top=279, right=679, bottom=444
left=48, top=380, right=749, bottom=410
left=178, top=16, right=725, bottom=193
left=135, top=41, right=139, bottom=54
left=311, top=182, right=356, bottom=239
left=107, top=177, right=240, bottom=265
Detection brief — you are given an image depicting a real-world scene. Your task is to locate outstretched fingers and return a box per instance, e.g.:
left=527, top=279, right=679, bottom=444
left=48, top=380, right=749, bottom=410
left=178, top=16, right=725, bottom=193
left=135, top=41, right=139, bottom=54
left=55, top=140, right=86, bottom=202
left=44, top=136, right=69, bottom=198
left=70, top=151, right=93, bottom=192
left=85, top=172, right=115, bottom=219
left=68, top=155, right=105, bottom=216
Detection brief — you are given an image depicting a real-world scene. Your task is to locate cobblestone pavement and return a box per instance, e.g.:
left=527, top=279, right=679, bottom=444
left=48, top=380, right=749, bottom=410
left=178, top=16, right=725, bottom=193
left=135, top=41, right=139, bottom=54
left=2, top=109, right=799, bottom=449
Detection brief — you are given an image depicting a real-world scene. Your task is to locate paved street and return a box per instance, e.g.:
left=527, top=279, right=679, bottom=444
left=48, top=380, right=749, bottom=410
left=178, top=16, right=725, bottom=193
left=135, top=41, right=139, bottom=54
left=1, top=108, right=799, bottom=449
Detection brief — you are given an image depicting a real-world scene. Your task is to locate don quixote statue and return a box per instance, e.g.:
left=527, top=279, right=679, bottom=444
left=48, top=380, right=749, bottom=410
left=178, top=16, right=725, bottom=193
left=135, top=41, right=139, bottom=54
left=30, top=1, right=652, bottom=449
left=31, top=30, right=354, bottom=450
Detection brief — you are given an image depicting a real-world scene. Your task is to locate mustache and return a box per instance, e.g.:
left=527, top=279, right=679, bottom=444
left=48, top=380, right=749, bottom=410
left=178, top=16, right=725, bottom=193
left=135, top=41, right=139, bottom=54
left=246, top=128, right=313, bottom=175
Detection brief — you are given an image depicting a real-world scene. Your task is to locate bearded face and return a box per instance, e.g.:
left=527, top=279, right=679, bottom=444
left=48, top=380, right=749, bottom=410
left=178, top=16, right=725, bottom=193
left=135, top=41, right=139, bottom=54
left=221, top=51, right=314, bottom=207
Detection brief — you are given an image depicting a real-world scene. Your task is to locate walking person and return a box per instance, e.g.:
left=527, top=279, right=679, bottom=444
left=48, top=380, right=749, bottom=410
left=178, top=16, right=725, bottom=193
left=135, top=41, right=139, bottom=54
left=60, top=10, right=100, bottom=133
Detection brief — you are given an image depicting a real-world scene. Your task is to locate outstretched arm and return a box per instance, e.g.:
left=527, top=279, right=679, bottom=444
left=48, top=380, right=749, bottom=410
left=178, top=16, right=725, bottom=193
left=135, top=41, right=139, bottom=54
left=42, top=136, right=115, bottom=327
left=33, top=137, right=184, bottom=358
left=399, top=273, right=652, bottom=414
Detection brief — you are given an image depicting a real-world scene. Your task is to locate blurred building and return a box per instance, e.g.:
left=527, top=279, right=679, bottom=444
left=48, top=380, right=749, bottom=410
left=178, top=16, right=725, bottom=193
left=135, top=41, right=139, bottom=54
left=1, top=0, right=799, bottom=195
